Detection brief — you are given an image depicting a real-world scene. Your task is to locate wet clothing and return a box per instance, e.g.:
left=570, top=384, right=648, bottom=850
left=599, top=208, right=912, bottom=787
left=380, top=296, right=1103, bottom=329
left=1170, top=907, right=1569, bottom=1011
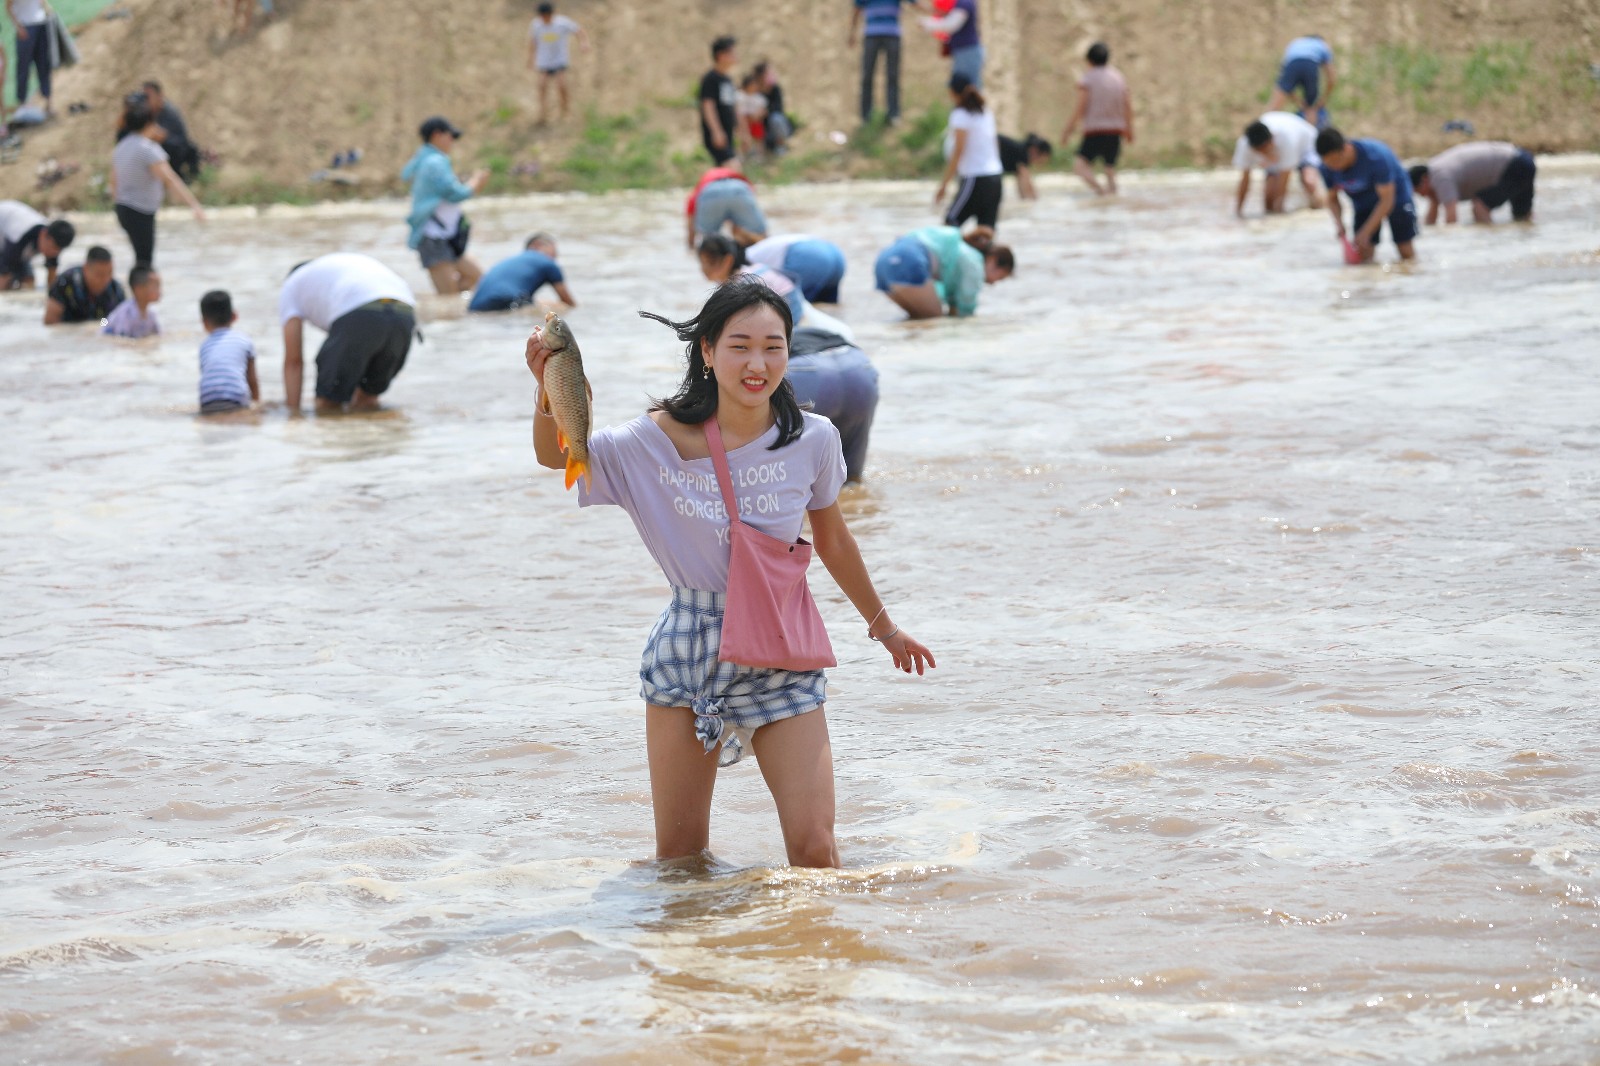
left=280, top=254, right=417, bottom=402
left=47, top=268, right=125, bottom=323
left=1079, top=65, right=1129, bottom=134
left=1234, top=112, right=1319, bottom=174
left=1077, top=132, right=1121, bottom=166
left=1475, top=150, right=1536, bottom=220
left=0, top=200, right=50, bottom=284
left=579, top=411, right=847, bottom=592
left=699, top=68, right=738, bottom=164
left=1320, top=138, right=1414, bottom=215
left=1425, top=142, right=1534, bottom=218
left=746, top=235, right=846, bottom=303
left=198, top=327, right=256, bottom=409
left=641, top=586, right=827, bottom=767
left=788, top=328, right=879, bottom=483
left=874, top=235, right=931, bottom=290
left=102, top=300, right=161, bottom=338
left=1323, top=138, right=1417, bottom=245
left=689, top=171, right=766, bottom=239
left=468, top=250, right=565, bottom=311
left=315, top=303, right=414, bottom=403
left=529, top=14, right=581, bottom=72
left=400, top=144, right=475, bottom=251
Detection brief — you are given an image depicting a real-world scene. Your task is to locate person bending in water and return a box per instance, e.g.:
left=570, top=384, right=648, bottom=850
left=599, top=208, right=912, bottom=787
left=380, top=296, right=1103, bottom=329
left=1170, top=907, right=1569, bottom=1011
left=1316, top=127, right=1417, bottom=263
left=524, top=277, right=934, bottom=867
left=44, top=245, right=125, bottom=325
left=468, top=233, right=576, bottom=312
left=873, top=224, right=1011, bottom=319
left=0, top=199, right=74, bottom=290
left=697, top=234, right=805, bottom=325
left=1232, top=113, right=1323, bottom=217
left=280, top=253, right=417, bottom=414
left=686, top=165, right=767, bottom=250
left=1408, top=142, right=1536, bottom=225
left=998, top=133, right=1051, bottom=201
left=787, top=326, right=880, bottom=483
left=745, top=234, right=847, bottom=304
left=1267, top=35, right=1336, bottom=128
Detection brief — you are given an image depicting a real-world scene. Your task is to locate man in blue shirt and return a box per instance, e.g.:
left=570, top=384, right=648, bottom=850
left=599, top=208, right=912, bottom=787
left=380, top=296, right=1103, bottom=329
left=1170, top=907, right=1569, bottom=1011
left=1268, top=34, right=1336, bottom=127
left=850, top=0, right=919, bottom=125
left=1316, top=127, right=1417, bottom=263
left=467, top=233, right=576, bottom=312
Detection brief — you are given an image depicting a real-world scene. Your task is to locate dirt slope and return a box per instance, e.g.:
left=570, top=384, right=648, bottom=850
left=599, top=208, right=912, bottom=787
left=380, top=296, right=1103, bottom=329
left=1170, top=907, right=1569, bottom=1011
left=4, top=0, right=1597, bottom=209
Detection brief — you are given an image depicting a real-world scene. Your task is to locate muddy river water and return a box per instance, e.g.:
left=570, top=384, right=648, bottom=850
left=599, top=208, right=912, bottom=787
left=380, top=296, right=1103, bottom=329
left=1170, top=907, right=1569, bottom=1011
left=3, top=161, right=1598, bottom=1063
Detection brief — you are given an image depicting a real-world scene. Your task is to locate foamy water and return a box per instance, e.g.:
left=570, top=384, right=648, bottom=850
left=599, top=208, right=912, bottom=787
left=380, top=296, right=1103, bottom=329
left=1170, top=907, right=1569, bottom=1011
left=3, top=161, right=1598, bottom=1064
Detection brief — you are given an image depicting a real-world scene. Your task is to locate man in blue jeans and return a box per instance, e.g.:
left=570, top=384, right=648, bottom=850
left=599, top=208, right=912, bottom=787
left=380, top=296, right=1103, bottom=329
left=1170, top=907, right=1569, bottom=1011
left=850, top=0, right=919, bottom=125
left=1316, top=127, right=1417, bottom=263
left=921, top=0, right=982, bottom=88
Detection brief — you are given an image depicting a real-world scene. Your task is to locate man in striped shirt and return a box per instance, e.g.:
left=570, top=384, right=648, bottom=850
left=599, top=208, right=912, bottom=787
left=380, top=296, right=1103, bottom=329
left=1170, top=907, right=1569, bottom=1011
left=197, top=290, right=259, bottom=414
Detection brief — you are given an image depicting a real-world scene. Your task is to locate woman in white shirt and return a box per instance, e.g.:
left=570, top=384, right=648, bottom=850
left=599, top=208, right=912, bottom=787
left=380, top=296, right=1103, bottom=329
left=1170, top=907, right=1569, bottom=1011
left=934, top=74, right=1004, bottom=230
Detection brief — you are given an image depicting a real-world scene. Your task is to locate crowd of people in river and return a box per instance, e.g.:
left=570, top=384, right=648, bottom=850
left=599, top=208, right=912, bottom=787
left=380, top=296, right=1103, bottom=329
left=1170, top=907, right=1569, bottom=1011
left=0, top=3, right=1549, bottom=870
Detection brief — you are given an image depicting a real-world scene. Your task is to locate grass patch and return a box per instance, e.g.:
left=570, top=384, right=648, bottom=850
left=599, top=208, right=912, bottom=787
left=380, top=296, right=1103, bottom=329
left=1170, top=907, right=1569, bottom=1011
left=562, top=110, right=694, bottom=191
left=1461, top=42, right=1531, bottom=105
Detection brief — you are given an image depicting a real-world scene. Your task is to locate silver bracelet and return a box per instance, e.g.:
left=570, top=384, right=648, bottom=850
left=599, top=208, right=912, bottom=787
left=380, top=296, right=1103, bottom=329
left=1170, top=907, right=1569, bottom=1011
left=869, top=625, right=899, bottom=643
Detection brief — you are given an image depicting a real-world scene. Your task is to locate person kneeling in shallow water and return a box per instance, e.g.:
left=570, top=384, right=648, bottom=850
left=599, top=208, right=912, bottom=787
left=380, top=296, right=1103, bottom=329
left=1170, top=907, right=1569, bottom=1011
left=525, top=276, right=935, bottom=868
left=873, top=224, right=1012, bottom=319
left=280, top=253, right=417, bottom=414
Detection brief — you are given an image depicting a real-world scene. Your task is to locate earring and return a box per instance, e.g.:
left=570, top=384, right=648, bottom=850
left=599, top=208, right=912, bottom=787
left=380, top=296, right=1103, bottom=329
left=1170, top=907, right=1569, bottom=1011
left=702, top=363, right=712, bottom=379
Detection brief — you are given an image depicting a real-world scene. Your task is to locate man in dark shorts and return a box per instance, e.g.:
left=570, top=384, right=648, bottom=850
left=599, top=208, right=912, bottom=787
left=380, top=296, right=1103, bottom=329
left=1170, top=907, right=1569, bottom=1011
left=997, top=133, right=1050, bottom=200
left=1316, top=127, right=1417, bottom=263
left=44, top=246, right=126, bottom=325
left=1409, top=142, right=1536, bottom=225
left=699, top=36, right=739, bottom=167
left=1268, top=35, right=1336, bottom=127
left=279, top=253, right=417, bottom=414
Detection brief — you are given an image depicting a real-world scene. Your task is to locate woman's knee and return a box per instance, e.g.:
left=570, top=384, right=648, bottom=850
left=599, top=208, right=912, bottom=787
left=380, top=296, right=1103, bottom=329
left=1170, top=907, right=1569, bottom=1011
left=786, top=826, right=839, bottom=868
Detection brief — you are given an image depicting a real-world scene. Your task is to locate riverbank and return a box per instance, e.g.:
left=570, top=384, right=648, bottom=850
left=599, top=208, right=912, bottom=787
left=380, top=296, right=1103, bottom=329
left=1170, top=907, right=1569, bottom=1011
left=2, top=0, right=1597, bottom=209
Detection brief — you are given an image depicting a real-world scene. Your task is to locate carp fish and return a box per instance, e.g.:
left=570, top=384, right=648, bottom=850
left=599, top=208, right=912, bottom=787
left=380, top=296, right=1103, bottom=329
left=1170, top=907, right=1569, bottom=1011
left=541, top=311, right=592, bottom=490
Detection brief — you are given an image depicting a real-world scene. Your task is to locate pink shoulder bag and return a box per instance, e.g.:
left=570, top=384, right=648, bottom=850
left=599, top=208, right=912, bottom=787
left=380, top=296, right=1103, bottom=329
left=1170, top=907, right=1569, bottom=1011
left=704, top=415, right=836, bottom=672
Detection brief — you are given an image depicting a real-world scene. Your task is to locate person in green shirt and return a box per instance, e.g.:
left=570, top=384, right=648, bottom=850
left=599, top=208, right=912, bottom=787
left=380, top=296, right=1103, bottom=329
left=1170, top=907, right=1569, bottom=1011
left=872, top=224, right=1012, bottom=318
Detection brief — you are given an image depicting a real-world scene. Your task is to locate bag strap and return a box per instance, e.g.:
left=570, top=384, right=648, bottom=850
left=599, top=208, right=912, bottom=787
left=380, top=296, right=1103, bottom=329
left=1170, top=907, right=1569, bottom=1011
left=702, top=415, right=742, bottom=527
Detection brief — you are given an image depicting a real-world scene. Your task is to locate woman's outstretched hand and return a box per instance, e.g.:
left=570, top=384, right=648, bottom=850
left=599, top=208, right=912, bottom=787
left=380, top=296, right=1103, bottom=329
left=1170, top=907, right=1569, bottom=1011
left=882, top=629, right=936, bottom=675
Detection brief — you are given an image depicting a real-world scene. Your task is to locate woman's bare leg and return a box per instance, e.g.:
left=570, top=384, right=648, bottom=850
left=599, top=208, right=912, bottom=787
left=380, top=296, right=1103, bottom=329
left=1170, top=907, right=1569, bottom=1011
left=751, top=708, right=838, bottom=868
left=646, top=705, right=719, bottom=859
left=887, top=282, right=943, bottom=320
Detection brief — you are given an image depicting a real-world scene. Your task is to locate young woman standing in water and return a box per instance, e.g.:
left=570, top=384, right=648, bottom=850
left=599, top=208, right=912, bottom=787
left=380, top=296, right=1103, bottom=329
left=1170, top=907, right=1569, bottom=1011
left=524, top=277, right=935, bottom=868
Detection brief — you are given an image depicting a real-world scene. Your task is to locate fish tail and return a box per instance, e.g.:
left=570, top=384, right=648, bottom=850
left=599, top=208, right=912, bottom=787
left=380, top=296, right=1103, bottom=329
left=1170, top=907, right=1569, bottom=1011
left=564, top=454, right=588, bottom=491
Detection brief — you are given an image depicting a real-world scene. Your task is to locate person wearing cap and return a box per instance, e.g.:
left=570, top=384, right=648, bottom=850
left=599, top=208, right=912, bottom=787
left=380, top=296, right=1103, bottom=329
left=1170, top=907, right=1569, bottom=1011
left=1409, top=142, right=1536, bottom=225
left=997, top=133, right=1050, bottom=200
left=0, top=199, right=74, bottom=289
left=280, top=253, right=417, bottom=414
left=401, top=116, right=488, bottom=295
left=467, top=232, right=577, bottom=312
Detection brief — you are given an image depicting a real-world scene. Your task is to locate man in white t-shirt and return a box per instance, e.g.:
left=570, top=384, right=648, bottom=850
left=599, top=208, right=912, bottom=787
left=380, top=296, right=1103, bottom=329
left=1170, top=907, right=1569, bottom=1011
left=526, top=2, right=589, bottom=124
left=279, top=253, right=416, bottom=415
left=1232, top=112, right=1324, bottom=217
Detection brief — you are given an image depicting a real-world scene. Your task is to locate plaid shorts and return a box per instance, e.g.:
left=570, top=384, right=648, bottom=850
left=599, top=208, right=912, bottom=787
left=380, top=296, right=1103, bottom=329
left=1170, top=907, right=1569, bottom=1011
left=640, top=586, right=827, bottom=767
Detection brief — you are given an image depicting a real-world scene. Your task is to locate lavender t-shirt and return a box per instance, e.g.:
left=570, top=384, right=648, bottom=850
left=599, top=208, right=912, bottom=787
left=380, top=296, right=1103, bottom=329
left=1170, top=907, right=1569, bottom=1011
left=579, top=411, right=848, bottom=592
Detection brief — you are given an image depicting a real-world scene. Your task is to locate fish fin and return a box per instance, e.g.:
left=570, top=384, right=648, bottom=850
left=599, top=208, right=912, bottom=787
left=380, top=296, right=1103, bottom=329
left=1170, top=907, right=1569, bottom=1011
left=556, top=429, right=569, bottom=452
left=564, top=455, right=588, bottom=491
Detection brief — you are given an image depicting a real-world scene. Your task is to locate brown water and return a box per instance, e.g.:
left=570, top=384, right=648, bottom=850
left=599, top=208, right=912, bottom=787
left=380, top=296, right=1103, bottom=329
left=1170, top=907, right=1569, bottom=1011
left=3, top=162, right=1599, bottom=1064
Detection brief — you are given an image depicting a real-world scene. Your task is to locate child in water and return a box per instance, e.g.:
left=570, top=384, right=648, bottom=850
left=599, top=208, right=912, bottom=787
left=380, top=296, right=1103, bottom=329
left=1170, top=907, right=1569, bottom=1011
left=101, top=265, right=162, bottom=339
left=196, top=289, right=259, bottom=414
left=524, top=276, right=934, bottom=868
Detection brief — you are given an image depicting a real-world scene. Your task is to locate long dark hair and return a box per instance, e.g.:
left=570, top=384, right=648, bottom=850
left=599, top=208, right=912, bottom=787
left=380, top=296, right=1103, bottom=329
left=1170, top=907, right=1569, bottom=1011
left=642, top=275, right=802, bottom=450
left=697, top=233, right=747, bottom=272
